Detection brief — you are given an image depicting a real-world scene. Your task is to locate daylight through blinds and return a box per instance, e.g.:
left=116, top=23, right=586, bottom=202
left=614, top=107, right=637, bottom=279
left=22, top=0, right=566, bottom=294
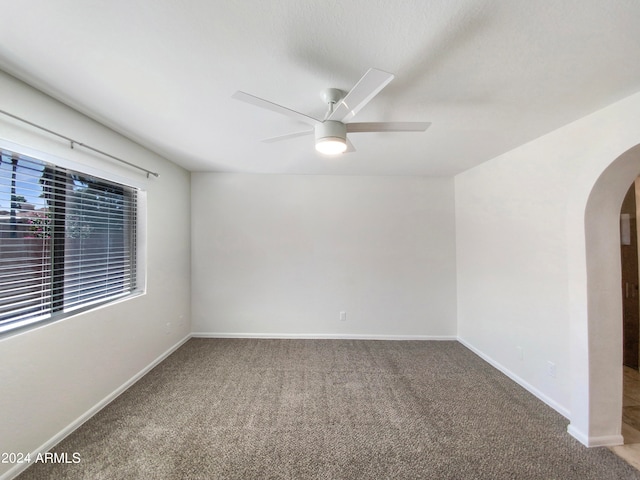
left=0, top=149, right=137, bottom=332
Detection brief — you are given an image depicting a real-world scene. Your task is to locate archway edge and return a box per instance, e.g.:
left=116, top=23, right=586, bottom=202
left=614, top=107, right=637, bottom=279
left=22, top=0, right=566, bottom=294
left=568, top=141, right=640, bottom=446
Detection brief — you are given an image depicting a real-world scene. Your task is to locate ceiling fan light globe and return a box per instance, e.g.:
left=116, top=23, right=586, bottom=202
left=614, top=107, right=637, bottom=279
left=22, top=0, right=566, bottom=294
left=315, top=138, right=347, bottom=155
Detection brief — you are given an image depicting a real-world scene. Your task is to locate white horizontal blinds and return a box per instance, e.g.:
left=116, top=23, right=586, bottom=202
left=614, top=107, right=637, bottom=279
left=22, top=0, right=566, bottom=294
left=0, top=147, right=138, bottom=331
left=0, top=152, right=53, bottom=325
left=63, top=173, right=136, bottom=311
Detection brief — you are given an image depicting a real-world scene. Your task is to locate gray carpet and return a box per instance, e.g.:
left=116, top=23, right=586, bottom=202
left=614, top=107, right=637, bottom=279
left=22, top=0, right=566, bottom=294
left=16, top=339, right=640, bottom=479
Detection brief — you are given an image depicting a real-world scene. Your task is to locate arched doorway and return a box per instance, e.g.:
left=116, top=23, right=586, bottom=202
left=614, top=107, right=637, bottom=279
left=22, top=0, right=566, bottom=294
left=572, top=144, right=640, bottom=445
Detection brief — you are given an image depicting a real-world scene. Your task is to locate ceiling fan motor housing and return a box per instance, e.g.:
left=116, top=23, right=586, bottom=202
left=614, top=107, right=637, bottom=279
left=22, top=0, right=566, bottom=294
left=315, top=120, right=347, bottom=143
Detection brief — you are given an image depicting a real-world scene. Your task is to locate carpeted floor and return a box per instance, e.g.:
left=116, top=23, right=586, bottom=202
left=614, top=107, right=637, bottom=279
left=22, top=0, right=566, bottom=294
left=16, top=339, right=640, bottom=479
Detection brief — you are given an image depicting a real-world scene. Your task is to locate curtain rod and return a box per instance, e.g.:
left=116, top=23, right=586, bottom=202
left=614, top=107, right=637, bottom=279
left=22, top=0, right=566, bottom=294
left=0, top=108, right=159, bottom=178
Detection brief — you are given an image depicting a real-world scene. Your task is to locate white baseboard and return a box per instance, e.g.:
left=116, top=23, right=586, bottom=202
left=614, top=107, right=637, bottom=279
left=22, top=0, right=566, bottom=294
left=567, top=424, right=624, bottom=447
left=1, top=334, right=191, bottom=480
left=191, top=332, right=457, bottom=341
left=567, top=424, right=590, bottom=446
left=457, top=336, right=571, bottom=419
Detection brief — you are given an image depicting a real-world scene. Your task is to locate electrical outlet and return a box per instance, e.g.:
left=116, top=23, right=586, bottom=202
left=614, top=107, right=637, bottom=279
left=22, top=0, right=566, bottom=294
left=340, top=311, right=346, bottom=322
left=516, top=346, right=523, bottom=361
left=165, top=321, right=172, bottom=335
left=547, top=361, right=556, bottom=378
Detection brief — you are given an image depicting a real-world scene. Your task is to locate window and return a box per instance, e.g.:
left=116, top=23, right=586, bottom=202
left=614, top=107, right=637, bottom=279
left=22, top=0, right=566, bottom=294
left=0, top=148, right=139, bottom=334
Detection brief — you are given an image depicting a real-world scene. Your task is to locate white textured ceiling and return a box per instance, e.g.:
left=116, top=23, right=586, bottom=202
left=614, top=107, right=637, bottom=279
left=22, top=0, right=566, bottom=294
left=0, top=0, right=639, bottom=175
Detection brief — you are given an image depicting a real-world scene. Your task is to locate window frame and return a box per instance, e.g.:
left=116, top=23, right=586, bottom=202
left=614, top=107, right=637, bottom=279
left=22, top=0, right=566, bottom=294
left=0, top=139, right=146, bottom=336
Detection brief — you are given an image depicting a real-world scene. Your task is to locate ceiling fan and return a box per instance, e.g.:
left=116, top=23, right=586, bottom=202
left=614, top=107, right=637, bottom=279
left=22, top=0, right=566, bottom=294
left=232, top=68, right=431, bottom=155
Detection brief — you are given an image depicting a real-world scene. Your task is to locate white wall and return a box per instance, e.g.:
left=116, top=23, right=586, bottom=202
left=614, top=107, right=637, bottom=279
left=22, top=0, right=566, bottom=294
left=455, top=91, right=640, bottom=445
left=191, top=174, right=457, bottom=338
left=0, top=71, right=191, bottom=479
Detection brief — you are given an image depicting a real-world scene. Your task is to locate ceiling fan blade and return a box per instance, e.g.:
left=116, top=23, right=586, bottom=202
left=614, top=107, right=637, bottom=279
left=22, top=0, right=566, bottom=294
left=345, top=138, right=356, bottom=152
left=346, top=122, right=431, bottom=133
left=328, top=68, right=394, bottom=123
left=232, top=91, right=321, bottom=126
left=262, top=129, right=314, bottom=143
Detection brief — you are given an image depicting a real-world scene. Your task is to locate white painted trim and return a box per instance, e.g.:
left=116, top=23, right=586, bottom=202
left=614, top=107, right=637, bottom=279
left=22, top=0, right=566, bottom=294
left=567, top=424, right=590, bottom=446
left=567, top=424, right=624, bottom=447
left=0, top=334, right=191, bottom=480
left=457, top=336, right=571, bottom=420
left=588, top=435, right=625, bottom=447
left=191, top=332, right=458, bottom=341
